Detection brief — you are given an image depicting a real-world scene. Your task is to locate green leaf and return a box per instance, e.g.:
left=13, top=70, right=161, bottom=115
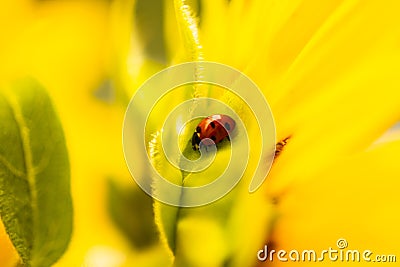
left=0, top=79, right=73, bottom=267
left=107, top=177, right=159, bottom=249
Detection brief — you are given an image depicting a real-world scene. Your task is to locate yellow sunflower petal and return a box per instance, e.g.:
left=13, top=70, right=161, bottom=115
left=265, top=1, right=400, bottom=195
left=199, top=0, right=229, bottom=63
left=264, top=140, right=400, bottom=266
left=0, top=219, right=20, bottom=267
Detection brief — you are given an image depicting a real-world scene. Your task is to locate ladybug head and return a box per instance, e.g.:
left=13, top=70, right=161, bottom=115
left=192, top=132, right=201, bottom=150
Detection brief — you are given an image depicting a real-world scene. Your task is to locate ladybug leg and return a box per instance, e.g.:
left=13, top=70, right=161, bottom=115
left=226, top=135, right=230, bottom=141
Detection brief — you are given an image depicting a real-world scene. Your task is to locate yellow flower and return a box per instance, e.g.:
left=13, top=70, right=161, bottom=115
left=148, top=0, right=400, bottom=266
left=2, top=0, right=400, bottom=266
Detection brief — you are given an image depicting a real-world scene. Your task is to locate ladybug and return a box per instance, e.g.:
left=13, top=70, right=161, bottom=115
left=192, top=114, right=236, bottom=151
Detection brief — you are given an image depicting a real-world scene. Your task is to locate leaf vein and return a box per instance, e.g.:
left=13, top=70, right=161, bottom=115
left=0, top=153, right=25, bottom=178
left=3, top=89, right=39, bottom=247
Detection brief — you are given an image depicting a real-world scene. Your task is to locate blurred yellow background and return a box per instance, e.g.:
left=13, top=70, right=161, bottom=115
left=0, top=0, right=170, bottom=266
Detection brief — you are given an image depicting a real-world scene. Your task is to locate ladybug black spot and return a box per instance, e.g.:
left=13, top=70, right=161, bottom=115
left=211, top=136, right=216, bottom=141
left=210, top=121, right=215, bottom=128
left=196, top=126, right=201, bottom=133
left=224, top=122, right=230, bottom=131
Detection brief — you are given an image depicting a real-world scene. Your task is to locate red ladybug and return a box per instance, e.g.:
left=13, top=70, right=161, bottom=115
left=192, top=114, right=236, bottom=150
